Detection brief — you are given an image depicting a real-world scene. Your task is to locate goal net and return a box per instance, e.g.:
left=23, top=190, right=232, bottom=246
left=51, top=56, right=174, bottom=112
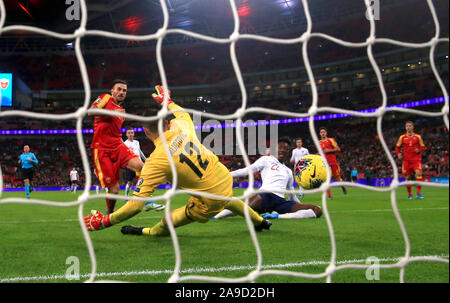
left=0, top=0, right=448, bottom=283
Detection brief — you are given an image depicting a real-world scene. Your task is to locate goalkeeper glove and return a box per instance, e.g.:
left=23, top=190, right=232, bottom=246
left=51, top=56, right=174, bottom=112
left=152, top=85, right=173, bottom=106
left=84, top=210, right=112, bottom=231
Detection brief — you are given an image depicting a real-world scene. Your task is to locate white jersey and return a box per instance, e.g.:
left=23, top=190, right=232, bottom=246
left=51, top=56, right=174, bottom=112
left=124, top=139, right=146, bottom=161
left=290, top=147, right=310, bottom=165
left=70, top=170, right=78, bottom=181
left=231, top=156, right=299, bottom=202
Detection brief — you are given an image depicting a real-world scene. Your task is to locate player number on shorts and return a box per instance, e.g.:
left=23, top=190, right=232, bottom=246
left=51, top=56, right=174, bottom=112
left=179, top=141, right=209, bottom=178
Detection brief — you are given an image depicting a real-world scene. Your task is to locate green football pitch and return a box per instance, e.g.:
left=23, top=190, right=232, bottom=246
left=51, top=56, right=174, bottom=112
left=0, top=187, right=448, bottom=283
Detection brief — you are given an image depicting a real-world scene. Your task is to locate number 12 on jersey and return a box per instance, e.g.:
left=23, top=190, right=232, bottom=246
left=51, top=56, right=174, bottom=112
left=179, top=141, right=209, bottom=178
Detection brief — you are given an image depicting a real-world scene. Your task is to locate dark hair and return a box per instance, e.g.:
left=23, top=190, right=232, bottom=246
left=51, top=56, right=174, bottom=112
left=405, top=120, right=414, bottom=126
left=278, top=137, right=291, bottom=145
left=319, top=127, right=327, bottom=132
left=141, top=108, right=170, bottom=133
left=111, top=79, right=127, bottom=88
left=296, top=138, right=303, bottom=141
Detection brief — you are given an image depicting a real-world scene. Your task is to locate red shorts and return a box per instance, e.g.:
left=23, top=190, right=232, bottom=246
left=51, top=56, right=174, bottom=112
left=329, top=163, right=342, bottom=181
left=93, top=144, right=138, bottom=188
left=402, top=160, right=422, bottom=176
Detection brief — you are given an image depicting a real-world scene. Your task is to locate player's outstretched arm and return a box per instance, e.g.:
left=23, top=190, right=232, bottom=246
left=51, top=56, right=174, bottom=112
left=151, top=85, right=194, bottom=127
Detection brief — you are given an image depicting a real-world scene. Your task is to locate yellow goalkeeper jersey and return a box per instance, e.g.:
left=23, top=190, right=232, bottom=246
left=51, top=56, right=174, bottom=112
left=133, top=102, right=232, bottom=199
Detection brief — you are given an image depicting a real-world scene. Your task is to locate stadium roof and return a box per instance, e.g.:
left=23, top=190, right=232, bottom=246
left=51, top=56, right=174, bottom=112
left=1, top=0, right=439, bottom=54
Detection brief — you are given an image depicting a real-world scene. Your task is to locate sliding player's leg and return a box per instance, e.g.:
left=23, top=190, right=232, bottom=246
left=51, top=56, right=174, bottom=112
left=274, top=202, right=322, bottom=219
left=122, top=196, right=208, bottom=237
left=260, top=193, right=321, bottom=219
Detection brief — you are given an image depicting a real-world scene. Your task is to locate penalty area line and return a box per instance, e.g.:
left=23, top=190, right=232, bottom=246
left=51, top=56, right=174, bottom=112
left=0, top=207, right=447, bottom=224
left=0, top=255, right=448, bottom=283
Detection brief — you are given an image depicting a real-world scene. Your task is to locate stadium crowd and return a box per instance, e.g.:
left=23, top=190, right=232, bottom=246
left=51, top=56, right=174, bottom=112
left=1, top=118, right=447, bottom=188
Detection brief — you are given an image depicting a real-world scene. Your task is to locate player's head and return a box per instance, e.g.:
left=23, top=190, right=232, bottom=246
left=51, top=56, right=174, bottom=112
left=111, top=79, right=128, bottom=103
left=23, top=145, right=30, bottom=153
left=319, top=127, right=328, bottom=139
left=72, top=167, right=76, bottom=171
left=295, top=138, right=303, bottom=148
left=405, top=121, right=414, bottom=133
left=141, top=109, right=170, bottom=141
left=277, top=137, right=291, bottom=162
left=126, top=128, right=135, bottom=140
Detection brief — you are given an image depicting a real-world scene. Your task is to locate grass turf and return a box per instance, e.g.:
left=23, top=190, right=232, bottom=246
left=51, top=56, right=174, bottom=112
left=0, top=187, right=448, bottom=283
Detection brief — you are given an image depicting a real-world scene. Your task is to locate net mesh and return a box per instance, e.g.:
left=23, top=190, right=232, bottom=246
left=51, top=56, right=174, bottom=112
left=0, top=0, right=448, bottom=283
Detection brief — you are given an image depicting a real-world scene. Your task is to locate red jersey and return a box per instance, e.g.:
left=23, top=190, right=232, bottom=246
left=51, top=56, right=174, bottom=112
left=319, top=138, right=339, bottom=165
left=395, top=133, right=426, bottom=162
left=90, top=93, right=125, bottom=150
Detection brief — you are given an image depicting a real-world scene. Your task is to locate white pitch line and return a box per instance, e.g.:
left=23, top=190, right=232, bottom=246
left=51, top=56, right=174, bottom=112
left=0, top=255, right=448, bottom=283
left=0, top=207, right=447, bottom=224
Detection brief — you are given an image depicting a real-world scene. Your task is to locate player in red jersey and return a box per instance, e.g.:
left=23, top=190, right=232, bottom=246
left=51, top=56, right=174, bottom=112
left=89, top=80, right=145, bottom=214
left=319, top=127, right=347, bottom=198
left=395, top=121, right=426, bottom=199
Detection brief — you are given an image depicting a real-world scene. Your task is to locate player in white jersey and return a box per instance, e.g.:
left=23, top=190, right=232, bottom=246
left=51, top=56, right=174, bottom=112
left=123, top=128, right=164, bottom=210
left=290, top=138, right=310, bottom=166
left=214, top=138, right=322, bottom=220
left=70, top=167, right=79, bottom=193
left=289, top=138, right=309, bottom=198
left=123, top=128, right=146, bottom=196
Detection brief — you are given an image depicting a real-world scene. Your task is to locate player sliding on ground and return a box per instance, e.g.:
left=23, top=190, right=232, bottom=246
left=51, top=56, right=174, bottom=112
left=395, top=120, right=427, bottom=199
left=213, top=138, right=322, bottom=220
left=84, top=85, right=271, bottom=235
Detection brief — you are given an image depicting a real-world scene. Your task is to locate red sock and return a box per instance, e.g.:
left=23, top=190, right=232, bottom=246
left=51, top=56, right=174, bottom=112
left=416, top=177, right=423, bottom=194
left=327, top=189, right=332, bottom=198
left=106, top=199, right=116, bottom=214
left=406, top=185, right=412, bottom=196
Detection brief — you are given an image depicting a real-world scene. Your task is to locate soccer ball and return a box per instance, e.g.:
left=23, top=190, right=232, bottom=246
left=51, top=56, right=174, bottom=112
left=294, top=155, right=327, bottom=189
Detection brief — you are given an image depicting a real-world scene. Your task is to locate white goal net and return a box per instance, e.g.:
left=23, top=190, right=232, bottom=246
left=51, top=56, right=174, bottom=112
left=0, top=0, right=448, bottom=284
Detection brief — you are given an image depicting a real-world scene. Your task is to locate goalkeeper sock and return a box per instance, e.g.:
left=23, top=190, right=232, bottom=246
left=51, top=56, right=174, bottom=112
left=25, top=184, right=30, bottom=197
left=143, top=206, right=193, bottom=237
left=416, top=177, right=423, bottom=194
left=278, top=209, right=317, bottom=219
left=110, top=200, right=144, bottom=224
left=225, top=200, right=263, bottom=225
left=407, top=185, right=412, bottom=196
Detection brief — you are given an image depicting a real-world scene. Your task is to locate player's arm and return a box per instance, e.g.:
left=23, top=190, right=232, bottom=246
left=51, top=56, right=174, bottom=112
left=29, top=154, right=38, bottom=164
left=290, top=151, right=296, bottom=164
left=395, top=136, right=403, bottom=159
left=230, top=157, right=266, bottom=178
left=137, top=141, right=147, bottom=161
left=326, top=139, right=341, bottom=153
left=88, top=94, right=117, bottom=116
left=416, top=135, right=426, bottom=153
left=287, top=171, right=300, bottom=202
left=152, top=85, right=194, bottom=129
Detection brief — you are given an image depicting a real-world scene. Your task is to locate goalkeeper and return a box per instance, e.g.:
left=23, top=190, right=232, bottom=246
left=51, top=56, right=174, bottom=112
left=84, top=85, right=271, bottom=236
